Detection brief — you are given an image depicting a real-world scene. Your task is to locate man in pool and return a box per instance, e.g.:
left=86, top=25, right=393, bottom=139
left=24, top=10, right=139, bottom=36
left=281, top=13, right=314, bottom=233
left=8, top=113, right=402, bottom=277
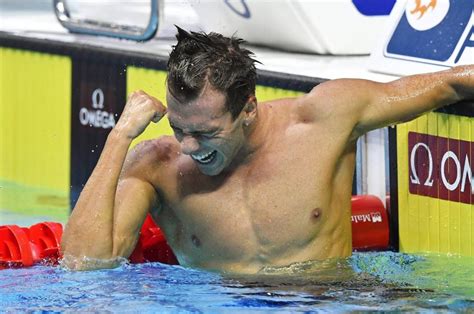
left=61, top=27, right=474, bottom=273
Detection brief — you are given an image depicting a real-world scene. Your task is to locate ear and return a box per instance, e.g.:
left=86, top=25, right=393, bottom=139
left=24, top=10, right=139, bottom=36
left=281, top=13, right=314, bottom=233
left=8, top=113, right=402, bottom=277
left=243, top=96, right=257, bottom=126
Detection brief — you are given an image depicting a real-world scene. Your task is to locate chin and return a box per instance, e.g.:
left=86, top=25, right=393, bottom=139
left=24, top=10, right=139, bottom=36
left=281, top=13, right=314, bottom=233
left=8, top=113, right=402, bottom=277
left=201, top=160, right=231, bottom=176
left=199, top=167, right=223, bottom=176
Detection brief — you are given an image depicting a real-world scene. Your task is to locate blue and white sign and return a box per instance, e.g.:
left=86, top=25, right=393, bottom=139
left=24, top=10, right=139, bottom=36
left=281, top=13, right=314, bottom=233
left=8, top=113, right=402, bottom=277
left=370, top=0, right=473, bottom=76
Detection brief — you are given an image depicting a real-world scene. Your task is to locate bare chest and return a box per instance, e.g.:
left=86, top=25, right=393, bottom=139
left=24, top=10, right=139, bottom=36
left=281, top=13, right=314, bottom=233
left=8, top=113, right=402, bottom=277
left=158, top=129, right=342, bottom=265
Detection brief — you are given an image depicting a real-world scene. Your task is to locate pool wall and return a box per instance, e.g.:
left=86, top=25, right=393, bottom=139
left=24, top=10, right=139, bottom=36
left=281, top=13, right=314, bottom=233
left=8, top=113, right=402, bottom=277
left=0, top=47, right=71, bottom=222
left=393, top=109, right=474, bottom=256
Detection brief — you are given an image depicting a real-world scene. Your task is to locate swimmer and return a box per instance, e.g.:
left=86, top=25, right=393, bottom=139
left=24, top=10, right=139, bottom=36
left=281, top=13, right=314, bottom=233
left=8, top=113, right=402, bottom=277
left=61, top=27, right=474, bottom=273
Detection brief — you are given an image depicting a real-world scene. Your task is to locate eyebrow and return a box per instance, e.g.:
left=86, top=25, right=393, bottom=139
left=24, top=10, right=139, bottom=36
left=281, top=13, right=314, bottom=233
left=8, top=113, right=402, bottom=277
left=169, top=123, right=218, bottom=135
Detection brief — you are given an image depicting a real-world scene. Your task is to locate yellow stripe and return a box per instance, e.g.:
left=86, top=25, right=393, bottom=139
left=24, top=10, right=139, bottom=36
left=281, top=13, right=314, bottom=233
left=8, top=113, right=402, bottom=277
left=427, top=113, right=440, bottom=253
left=437, top=114, right=450, bottom=254
left=256, top=85, right=304, bottom=102
left=126, top=67, right=173, bottom=148
left=397, top=121, right=409, bottom=252
left=0, top=48, right=71, bottom=218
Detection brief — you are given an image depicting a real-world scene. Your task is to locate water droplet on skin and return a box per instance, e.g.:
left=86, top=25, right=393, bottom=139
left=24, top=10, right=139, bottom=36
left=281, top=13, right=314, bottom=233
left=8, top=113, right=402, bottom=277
left=179, top=172, right=183, bottom=176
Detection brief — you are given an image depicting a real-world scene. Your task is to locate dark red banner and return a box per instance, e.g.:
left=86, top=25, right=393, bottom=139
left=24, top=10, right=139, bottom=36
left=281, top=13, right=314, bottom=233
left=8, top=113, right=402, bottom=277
left=408, top=132, right=473, bottom=204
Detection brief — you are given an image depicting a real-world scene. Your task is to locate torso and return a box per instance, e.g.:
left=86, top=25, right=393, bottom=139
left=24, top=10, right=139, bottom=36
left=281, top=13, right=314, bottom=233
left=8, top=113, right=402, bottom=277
left=147, top=97, right=356, bottom=274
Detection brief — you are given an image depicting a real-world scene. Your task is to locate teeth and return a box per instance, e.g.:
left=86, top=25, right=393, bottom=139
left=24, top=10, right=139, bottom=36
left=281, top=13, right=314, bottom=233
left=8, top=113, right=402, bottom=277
left=191, top=150, right=216, bottom=164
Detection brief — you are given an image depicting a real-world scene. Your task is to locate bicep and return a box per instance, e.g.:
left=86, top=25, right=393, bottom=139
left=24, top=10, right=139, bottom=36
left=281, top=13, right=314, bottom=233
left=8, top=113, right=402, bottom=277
left=355, top=72, right=459, bottom=135
left=307, top=72, right=460, bottom=142
left=112, top=177, right=159, bottom=258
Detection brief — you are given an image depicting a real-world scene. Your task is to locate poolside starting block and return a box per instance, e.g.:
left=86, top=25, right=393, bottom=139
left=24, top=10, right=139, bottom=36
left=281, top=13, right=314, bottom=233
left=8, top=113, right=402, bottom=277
left=0, top=195, right=389, bottom=268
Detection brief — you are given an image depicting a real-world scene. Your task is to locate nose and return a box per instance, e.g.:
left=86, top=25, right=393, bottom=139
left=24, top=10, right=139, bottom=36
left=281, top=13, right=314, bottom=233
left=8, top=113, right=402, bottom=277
left=180, top=135, right=200, bottom=155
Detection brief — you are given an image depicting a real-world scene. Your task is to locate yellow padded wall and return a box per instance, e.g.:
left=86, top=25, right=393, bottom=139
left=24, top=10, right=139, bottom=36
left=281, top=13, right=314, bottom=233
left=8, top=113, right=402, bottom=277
left=0, top=48, right=71, bottom=217
left=126, top=67, right=173, bottom=148
left=397, top=112, right=473, bottom=256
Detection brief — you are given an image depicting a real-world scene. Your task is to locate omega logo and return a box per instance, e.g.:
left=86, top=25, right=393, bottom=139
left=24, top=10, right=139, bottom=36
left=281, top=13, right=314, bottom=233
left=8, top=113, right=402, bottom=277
left=91, top=88, right=104, bottom=109
left=79, top=88, right=116, bottom=129
left=408, top=132, right=473, bottom=204
left=410, top=142, right=434, bottom=187
left=410, top=144, right=473, bottom=193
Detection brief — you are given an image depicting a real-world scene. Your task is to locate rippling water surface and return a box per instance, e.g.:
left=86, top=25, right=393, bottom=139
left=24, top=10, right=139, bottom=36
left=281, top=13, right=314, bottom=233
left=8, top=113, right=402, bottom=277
left=1, top=252, right=473, bottom=312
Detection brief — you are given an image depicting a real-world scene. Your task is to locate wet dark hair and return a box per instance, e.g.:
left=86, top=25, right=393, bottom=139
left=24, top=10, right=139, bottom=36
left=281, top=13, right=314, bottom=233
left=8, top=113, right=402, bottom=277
left=167, top=26, right=259, bottom=119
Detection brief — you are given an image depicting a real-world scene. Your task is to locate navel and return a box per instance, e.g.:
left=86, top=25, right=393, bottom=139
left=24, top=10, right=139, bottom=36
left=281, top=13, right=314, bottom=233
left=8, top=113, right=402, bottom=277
left=191, top=234, right=201, bottom=248
left=311, top=208, right=322, bottom=220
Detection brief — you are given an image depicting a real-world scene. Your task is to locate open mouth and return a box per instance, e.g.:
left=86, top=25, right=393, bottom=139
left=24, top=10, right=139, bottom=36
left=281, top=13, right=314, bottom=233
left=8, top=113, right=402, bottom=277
left=191, top=150, right=217, bottom=164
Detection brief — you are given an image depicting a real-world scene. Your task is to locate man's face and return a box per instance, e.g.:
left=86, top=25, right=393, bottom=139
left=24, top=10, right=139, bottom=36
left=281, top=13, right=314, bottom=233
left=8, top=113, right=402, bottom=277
left=166, top=86, right=247, bottom=176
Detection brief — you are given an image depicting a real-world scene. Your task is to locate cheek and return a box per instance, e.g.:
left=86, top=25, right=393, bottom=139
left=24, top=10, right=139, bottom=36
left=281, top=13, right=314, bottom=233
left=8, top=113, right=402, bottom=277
left=208, top=139, right=230, bottom=154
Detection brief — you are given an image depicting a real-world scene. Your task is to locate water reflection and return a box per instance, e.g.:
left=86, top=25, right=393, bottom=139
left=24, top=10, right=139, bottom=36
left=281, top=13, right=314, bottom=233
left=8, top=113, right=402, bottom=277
left=0, top=252, right=473, bottom=312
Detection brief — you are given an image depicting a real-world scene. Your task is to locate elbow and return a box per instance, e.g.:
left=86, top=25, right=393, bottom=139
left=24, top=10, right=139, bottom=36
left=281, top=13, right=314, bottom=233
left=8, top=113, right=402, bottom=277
left=448, top=66, right=474, bottom=101
left=59, top=232, right=124, bottom=271
left=59, top=253, right=123, bottom=271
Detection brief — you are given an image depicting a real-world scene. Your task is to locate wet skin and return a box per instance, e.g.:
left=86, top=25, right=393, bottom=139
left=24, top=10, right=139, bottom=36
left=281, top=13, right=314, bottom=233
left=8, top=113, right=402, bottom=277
left=149, top=88, right=354, bottom=273
left=60, top=65, right=473, bottom=273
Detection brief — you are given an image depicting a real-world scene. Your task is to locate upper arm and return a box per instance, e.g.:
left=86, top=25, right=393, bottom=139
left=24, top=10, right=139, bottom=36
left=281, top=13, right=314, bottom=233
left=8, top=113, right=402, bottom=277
left=307, top=68, right=463, bottom=140
left=111, top=141, right=161, bottom=258
left=112, top=177, right=158, bottom=258
left=354, top=70, right=460, bottom=135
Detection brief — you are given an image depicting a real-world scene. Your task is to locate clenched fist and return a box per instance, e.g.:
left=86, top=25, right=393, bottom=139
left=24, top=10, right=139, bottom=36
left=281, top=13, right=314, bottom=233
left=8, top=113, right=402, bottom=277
left=115, top=90, right=167, bottom=139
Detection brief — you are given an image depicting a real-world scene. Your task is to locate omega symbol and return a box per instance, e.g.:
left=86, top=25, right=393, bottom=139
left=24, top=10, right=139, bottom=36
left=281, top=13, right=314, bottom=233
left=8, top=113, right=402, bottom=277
left=410, top=142, right=434, bottom=187
left=92, top=88, right=104, bottom=109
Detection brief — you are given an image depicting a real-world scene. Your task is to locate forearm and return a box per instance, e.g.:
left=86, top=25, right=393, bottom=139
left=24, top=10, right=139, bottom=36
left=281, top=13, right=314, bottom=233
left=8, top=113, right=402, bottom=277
left=61, top=90, right=167, bottom=270
left=449, top=65, right=474, bottom=100
left=61, top=129, right=133, bottom=260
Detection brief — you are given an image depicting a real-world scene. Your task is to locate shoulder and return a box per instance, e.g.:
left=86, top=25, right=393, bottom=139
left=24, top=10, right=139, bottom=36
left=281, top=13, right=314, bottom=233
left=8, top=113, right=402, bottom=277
left=123, top=135, right=180, bottom=176
left=294, top=79, right=381, bottom=123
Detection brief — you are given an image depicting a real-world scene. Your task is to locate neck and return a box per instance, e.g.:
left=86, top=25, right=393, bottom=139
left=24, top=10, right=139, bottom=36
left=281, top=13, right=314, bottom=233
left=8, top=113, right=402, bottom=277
left=238, top=104, right=272, bottom=163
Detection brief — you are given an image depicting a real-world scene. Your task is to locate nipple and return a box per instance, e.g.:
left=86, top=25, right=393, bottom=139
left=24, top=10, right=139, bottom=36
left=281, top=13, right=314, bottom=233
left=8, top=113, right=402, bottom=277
left=311, top=208, right=322, bottom=220
left=191, top=234, right=201, bottom=248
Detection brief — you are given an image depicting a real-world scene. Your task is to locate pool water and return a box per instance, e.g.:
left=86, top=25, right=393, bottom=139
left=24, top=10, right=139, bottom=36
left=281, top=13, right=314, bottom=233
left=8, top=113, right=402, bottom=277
left=1, top=185, right=473, bottom=312
left=1, top=252, right=473, bottom=312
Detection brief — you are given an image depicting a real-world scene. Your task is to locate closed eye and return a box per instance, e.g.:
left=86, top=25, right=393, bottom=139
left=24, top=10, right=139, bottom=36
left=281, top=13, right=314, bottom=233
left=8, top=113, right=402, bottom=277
left=170, top=123, right=218, bottom=139
left=170, top=126, right=183, bottom=137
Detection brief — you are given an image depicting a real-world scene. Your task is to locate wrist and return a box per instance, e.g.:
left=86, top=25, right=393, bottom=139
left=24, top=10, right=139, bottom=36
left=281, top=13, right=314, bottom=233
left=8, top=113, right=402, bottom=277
left=108, top=127, right=135, bottom=144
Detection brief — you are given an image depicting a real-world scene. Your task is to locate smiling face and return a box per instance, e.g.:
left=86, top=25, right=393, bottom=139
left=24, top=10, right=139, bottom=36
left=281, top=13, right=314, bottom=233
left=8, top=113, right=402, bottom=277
left=167, top=86, right=248, bottom=176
